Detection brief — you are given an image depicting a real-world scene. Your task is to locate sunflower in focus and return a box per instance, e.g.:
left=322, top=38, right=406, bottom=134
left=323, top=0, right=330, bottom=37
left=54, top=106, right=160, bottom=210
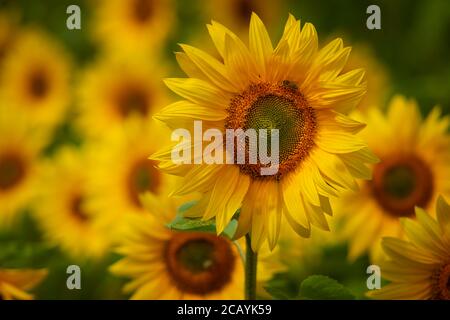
left=0, top=107, right=46, bottom=227
left=110, top=191, right=282, bottom=299
left=33, top=147, right=110, bottom=259
left=340, top=96, right=450, bottom=261
left=0, top=29, right=71, bottom=130
left=91, top=0, right=174, bottom=53
left=76, top=56, right=168, bottom=138
left=343, top=44, right=390, bottom=110
left=368, top=196, right=450, bottom=300
left=153, top=13, right=376, bottom=251
left=86, top=118, right=171, bottom=240
left=0, top=268, right=47, bottom=300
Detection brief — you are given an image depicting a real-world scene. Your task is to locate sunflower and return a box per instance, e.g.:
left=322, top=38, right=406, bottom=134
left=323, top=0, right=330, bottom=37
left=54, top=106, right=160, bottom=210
left=0, top=29, right=71, bottom=130
left=0, top=10, right=19, bottom=63
left=204, top=0, right=282, bottom=36
left=152, top=13, right=376, bottom=251
left=368, top=196, right=450, bottom=300
left=110, top=191, right=283, bottom=299
left=86, top=118, right=172, bottom=241
left=91, top=0, right=174, bottom=54
left=0, top=107, right=46, bottom=227
left=0, top=268, right=47, bottom=300
left=33, top=147, right=110, bottom=259
left=339, top=96, right=450, bottom=261
left=76, top=56, right=168, bottom=138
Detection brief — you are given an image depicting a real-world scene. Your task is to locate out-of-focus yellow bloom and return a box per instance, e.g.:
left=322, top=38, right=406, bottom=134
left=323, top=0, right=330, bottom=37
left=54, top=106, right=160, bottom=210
left=76, top=56, right=168, bottom=138
left=91, top=0, right=174, bottom=54
left=339, top=96, right=450, bottom=261
left=110, top=191, right=283, bottom=299
left=0, top=107, right=46, bottom=227
left=0, top=11, right=19, bottom=63
left=205, top=0, right=282, bottom=37
left=33, top=147, right=110, bottom=260
left=368, top=196, right=450, bottom=300
left=0, top=268, right=47, bottom=300
left=152, top=13, right=376, bottom=252
left=86, top=118, right=171, bottom=241
left=0, top=29, right=71, bottom=131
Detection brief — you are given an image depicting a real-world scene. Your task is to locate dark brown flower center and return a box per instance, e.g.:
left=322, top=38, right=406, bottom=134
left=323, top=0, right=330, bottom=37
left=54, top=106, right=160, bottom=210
left=234, top=0, right=255, bottom=25
left=225, top=82, right=317, bottom=180
left=70, top=194, right=89, bottom=222
left=127, top=159, right=160, bottom=207
left=116, top=85, right=150, bottom=117
left=132, top=0, right=154, bottom=24
left=370, top=154, right=433, bottom=217
left=432, top=263, right=450, bottom=300
left=165, top=232, right=235, bottom=295
left=0, top=153, right=26, bottom=191
left=28, top=68, right=49, bottom=100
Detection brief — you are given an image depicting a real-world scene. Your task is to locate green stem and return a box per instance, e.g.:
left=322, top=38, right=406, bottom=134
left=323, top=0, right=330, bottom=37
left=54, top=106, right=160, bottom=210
left=245, top=233, right=258, bottom=300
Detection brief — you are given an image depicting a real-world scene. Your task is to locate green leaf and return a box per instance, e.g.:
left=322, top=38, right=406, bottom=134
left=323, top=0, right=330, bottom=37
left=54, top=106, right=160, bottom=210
left=166, top=201, right=238, bottom=239
left=298, top=275, right=355, bottom=300
left=264, top=273, right=299, bottom=300
left=167, top=215, right=216, bottom=233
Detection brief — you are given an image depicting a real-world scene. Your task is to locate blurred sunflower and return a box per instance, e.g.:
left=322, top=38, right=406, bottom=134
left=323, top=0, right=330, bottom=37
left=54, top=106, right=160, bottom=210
left=205, top=0, right=281, bottom=37
left=110, top=191, right=282, bottom=299
left=0, top=108, right=46, bottom=226
left=91, top=0, right=174, bottom=53
left=76, top=56, right=168, bottom=138
left=152, top=13, right=376, bottom=251
left=0, top=10, right=19, bottom=62
left=0, top=29, right=71, bottom=130
left=33, top=147, right=110, bottom=260
left=0, top=268, right=47, bottom=300
left=368, top=196, right=450, bottom=300
left=340, top=96, right=450, bottom=261
left=86, top=118, right=171, bottom=240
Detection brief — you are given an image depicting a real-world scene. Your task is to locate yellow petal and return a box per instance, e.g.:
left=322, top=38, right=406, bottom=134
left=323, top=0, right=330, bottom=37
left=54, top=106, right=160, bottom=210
left=249, top=12, right=273, bottom=77
left=180, top=44, right=238, bottom=92
left=164, top=78, right=230, bottom=109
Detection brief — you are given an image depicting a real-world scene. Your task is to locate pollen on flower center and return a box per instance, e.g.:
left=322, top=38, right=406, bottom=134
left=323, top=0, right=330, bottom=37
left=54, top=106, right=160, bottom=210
left=370, top=154, right=433, bottom=217
left=432, top=263, right=450, bottom=300
left=0, top=152, right=26, bottom=191
left=127, top=159, right=160, bottom=207
left=164, top=232, right=235, bottom=295
left=225, top=82, right=317, bottom=180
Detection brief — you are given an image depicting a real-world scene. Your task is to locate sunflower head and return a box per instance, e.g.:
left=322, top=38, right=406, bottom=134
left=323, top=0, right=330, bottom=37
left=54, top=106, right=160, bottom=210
left=33, top=147, right=110, bottom=259
left=0, top=29, right=71, bottom=130
left=153, top=13, right=376, bottom=251
left=86, top=118, right=173, bottom=242
left=339, top=95, right=450, bottom=261
left=76, top=56, right=168, bottom=138
left=368, top=196, right=450, bottom=300
left=110, top=190, right=282, bottom=299
left=92, top=0, right=174, bottom=53
left=0, top=107, right=46, bottom=226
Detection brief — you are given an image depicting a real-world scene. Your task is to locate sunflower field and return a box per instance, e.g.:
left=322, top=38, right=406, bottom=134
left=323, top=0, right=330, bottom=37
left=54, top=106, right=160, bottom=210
left=1, top=0, right=450, bottom=301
